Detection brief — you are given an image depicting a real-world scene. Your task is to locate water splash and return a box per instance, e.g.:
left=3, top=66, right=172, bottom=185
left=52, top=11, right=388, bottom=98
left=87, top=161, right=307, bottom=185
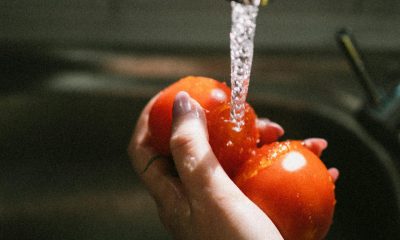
left=230, top=1, right=259, bottom=131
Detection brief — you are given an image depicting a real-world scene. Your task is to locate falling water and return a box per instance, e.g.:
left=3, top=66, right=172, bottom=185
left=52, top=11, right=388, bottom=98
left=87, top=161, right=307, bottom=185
left=230, top=1, right=259, bottom=131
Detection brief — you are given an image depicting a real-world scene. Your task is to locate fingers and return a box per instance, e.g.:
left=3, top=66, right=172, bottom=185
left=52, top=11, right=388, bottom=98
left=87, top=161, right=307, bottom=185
left=138, top=155, right=190, bottom=235
left=257, top=118, right=285, bottom=145
left=328, top=168, right=339, bottom=183
left=302, top=138, right=339, bottom=182
left=302, top=138, right=328, bottom=157
left=170, top=91, right=234, bottom=199
left=132, top=137, right=180, bottom=205
left=128, top=94, right=158, bottom=172
left=128, top=95, right=188, bottom=219
left=257, top=121, right=328, bottom=158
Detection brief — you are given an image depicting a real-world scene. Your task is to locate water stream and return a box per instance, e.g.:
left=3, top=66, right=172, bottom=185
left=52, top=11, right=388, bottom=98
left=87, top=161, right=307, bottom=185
left=230, top=1, right=259, bottom=131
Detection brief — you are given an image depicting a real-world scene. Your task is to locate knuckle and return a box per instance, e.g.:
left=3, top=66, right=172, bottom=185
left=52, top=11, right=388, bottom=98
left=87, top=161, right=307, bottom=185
left=170, top=132, right=195, bottom=153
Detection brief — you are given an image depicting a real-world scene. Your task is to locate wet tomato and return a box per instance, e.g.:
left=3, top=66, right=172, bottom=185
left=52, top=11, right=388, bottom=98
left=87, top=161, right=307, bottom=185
left=149, top=76, right=231, bottom=156
left=149, top=76, right=258, bottom=176
left=207, top=102, right=259, bottom=177
left=234, top=141, right=336, bottom=240
left=149, top=77, right=336, bottom=238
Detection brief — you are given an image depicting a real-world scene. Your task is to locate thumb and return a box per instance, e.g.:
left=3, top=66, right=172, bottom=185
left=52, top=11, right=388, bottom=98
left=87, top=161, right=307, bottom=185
left=170, top=91, right=234, bottom=199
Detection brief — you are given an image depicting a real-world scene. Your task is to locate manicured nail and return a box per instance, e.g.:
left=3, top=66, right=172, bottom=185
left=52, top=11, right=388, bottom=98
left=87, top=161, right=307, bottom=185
left=171, top=91, right=208, bottom=142
left=173, top=91, right=194, bottom=118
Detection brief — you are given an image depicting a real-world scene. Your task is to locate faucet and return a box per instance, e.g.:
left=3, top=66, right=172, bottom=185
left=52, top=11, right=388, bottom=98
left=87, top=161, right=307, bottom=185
left=336, top=28, right=400, bottom=157
left=229, top=0, right=269, bottom=6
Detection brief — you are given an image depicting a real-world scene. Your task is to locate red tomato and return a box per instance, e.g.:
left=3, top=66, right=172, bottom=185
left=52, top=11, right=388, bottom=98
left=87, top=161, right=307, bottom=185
left=149, top=76, right=259, bottom=176
left=149, top=76, right=231, bottom=156
left=234, top=141, right=336, bottom=240
left=149, top=77, right=336, bottom=238
left=207, top=102, right=259, bottom=177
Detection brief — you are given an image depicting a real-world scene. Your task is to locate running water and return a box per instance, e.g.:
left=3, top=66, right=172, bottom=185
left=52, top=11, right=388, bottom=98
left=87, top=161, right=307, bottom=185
left=230, top=1, right=259, bottom=131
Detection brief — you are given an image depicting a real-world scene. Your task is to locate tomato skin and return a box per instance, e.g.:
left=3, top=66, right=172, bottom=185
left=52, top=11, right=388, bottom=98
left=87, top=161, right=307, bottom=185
left=149, top=76, right=258, bottom=176
left=207, top=102, right=259, bottom=177
left=149, top=76, right=231, bottom=156
left=235, top=141, right=336, bottom=240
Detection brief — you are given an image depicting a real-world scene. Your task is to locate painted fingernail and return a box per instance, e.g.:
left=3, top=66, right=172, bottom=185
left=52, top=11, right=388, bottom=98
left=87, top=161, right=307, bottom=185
left=173, top=91, right=195, bottom=118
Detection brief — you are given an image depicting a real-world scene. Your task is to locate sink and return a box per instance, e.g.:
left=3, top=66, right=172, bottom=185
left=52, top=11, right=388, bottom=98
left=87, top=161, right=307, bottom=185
left=252, top=99, right=400, bottom=239
left=1, top=48, right=399, bottom=239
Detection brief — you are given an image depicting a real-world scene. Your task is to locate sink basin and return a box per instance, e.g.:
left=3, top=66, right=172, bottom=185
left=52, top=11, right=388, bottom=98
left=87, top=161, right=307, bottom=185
left=252, top=99, right=400, bottom=239
left=1, top=48, right=399, bottom=239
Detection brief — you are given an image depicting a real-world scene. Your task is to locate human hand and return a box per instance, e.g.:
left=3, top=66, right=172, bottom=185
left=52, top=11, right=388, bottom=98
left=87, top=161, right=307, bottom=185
left=129, top=91, right=283, bottom=240
left=128, top=91, right=338, bottom=240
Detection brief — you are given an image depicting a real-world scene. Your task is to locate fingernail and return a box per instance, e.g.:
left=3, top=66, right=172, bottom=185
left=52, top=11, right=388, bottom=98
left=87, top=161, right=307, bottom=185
left=172, top=91, right=207, bottom=137
left=303, top=138, right=328, bottom=148
left=173, top=91, right=195, bottom=118
left=328, top=167, right=339, bottom=183
left=257, top=119, right=285, bottom=137
left=303, top=138, right=328, bottom=156
left=269, top=122, right=285, bottom=137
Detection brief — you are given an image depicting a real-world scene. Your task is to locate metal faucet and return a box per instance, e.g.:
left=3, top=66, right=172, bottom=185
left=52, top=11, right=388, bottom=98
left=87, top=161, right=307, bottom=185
left=229, top=0, right=269, bottom=6
left=336, top=29, right=400, bottom=154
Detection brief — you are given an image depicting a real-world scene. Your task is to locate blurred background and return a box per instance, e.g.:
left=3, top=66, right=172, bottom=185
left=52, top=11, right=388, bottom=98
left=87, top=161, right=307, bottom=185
left=1, top=0, right=400, bottom=50
left=1, top=1, right=400, bottom=239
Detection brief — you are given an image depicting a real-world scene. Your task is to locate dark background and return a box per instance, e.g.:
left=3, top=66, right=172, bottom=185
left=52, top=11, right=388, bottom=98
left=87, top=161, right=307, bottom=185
left=1, top=0, right=399, bottom=51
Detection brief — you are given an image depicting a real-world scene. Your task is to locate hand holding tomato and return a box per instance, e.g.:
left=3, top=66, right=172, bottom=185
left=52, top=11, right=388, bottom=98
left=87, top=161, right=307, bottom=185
left=149, top=76, right=231, bottom=156
left=129, top=91, right=284, bottom=240
left=149, top=76, right=263, bottom=177
left=132, top=76, right=337, bottom=240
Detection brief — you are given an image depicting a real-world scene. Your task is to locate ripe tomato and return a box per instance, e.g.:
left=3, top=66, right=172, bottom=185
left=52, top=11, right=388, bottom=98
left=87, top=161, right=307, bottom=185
left=234, top=141, right=336, bottom=240
left=149, top=77, right=336, bottom=238
left=149, top=76, right=259, bottom=176
left=207, top=102, right=259, bottom=177
left=149, top=76, right=231, bottom=156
